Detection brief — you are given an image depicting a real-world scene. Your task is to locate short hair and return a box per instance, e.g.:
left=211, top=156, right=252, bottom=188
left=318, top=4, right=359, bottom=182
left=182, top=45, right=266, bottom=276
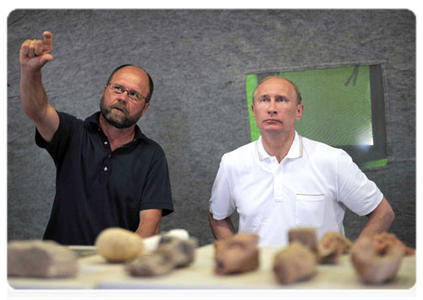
left=253, top=76, right=302, bottom=104
left=107, top=64, right=154, bottom=103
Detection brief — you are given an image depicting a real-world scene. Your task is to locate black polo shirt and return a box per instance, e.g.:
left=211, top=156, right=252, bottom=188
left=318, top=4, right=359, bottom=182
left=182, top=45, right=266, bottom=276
left=36, top=111, right=174, bottom=245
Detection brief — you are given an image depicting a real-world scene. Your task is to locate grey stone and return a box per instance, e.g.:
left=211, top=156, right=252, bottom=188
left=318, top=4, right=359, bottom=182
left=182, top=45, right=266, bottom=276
left=7, top=240, right=78, bottom=278
left=158, top=236, right=197, bottom=268
left=125, top=248, right=175, bottom=277
left=126, top=237, right=197, bottom=277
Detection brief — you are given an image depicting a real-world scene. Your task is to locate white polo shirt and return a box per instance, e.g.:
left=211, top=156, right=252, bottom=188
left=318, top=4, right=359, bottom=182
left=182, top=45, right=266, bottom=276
left=209, top=132, right=383, bottom=246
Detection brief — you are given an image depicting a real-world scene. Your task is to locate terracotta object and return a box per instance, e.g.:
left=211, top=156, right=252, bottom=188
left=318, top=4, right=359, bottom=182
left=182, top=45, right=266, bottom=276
left=125, top=247, right=175, bottom=276
left=157, top=236, right=197, bottom=267
left=318, top=231, right=352, bottom=264
left=213, top=233, right=260, bottom=275
left=8, top=240, right=78, bottom=278
left=372, top=232, right=415, bottom=256
left=95, top=228, right=144, bottom=262
left=273, top=242, right=317, bottom=284
left=351, top=235, right=405, bottom=284
left=288, top=228, right=318, bottom=253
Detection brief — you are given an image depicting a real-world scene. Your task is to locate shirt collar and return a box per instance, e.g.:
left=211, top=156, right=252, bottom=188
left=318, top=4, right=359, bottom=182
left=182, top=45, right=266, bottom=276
left=256, top=131, right=303, bottom=161
left=84, top=112, right=146, bottom=142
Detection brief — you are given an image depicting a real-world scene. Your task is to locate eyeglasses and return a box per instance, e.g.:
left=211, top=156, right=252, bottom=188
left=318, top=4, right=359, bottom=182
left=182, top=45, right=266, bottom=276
left=107, top=83, right=146, bottom=103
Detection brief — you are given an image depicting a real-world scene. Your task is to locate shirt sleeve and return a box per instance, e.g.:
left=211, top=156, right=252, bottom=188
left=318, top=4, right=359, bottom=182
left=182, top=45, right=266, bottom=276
left=35, top=111, right=78, bottom=166
left=336, top=150, right=383, bottom=216
left=139, top=149, right=174, bottom=216
left=209, top=155, right=236, bottom=220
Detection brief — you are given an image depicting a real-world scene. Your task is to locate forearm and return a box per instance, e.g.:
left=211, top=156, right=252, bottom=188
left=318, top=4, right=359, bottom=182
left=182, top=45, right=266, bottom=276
left=135, top=209, right=162, bottom=238
left=358, top=197, right=395, bottom=239
left=208, top=212, right=235, bottom=240
left=20, top=69, right=50, bottom=121
left=135, top=219, right=160, bottom=238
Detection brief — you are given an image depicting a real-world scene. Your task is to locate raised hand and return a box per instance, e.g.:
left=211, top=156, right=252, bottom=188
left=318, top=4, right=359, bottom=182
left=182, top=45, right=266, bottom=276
left=20, top=31, right=53, bottom=72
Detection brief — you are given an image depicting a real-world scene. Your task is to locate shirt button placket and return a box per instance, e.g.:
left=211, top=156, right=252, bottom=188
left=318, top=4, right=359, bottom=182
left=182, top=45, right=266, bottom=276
left=274, top=167, right=284, bottom=199
left=103, top=154, right=111, bottom=174
left=103, top=141, right=111, bottom=173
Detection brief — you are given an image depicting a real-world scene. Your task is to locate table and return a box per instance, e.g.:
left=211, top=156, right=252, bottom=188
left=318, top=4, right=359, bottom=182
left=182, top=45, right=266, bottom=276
left=8, top=244, right=416, bottom=289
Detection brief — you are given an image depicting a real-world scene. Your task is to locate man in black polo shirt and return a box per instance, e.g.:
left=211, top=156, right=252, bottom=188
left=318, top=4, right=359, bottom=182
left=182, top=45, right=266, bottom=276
left=20, top=31, right=174, bottom=245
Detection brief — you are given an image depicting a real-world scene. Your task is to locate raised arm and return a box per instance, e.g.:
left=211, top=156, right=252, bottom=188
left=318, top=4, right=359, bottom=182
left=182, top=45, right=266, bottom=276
left=20, top=31, right=59, bottom=142
left=358, top=197, right=395, bottom=240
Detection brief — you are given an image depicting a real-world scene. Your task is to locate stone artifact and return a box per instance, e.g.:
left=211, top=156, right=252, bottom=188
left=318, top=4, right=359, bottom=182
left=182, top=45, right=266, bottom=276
left=95, top=227, right=144, bottom=262
left=371, top=232, right=415, bottom=256
left=158, top=236, right=197, bottom=267
left=143, top=229, right=190, bottom=251
left=126, top=247, right=175, bottom=276
left=126, top=236, right=198, bottom=276
left=213, top=233, right=260, bottom=275
left=351, top=234, right=405, bottom=284
left=273, top=242, right=317, bottom=284
left=317, top=231, right=352, bottom=264
left=8, top=240, right=78, bottom=278
left=288, top=228, right=318, bottom=253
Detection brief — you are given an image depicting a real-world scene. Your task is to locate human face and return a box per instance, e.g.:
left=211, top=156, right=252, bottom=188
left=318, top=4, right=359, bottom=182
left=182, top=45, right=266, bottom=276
left=100, top=66, right=150, bottom=129
left=251, top=77, right=304, bottom=135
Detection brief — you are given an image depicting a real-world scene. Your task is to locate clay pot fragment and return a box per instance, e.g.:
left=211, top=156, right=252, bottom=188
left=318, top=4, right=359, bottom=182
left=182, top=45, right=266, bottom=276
left=273, top=242, right=317, bottom=284
left=351, top=233, right=406, bottom=284
left=372, top=232, right=415, bottom=256
left=288, top=227, right=318, bottom=253
left=213, top=233, right=260, bottom=275
left=317, top=231, right=352, bottom=264
left=8, top=240, right=78, bottom=278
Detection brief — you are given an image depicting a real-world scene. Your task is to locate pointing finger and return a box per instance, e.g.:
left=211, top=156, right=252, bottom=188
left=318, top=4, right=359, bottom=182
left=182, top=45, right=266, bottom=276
left=42, top=31, right=53, bottom=52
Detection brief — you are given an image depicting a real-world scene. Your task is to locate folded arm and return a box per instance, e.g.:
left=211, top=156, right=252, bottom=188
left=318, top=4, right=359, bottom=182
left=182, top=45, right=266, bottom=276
left=208, top=212, right=235, bottom=240
left=358, top=197, right=395, bottom=239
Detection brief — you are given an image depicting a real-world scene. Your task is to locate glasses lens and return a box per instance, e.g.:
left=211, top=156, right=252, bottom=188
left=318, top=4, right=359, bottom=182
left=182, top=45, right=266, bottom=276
left=110, top=84, right=143, bottom=102
left=111, top=84, right=123, bottom=94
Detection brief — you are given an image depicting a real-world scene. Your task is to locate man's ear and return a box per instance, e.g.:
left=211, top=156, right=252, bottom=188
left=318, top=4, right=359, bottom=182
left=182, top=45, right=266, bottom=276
left=295, top=104, right=304, bottom=121
left=251, top=103, right=256, bottom=120
left=141, top=102, right=150, bottom=117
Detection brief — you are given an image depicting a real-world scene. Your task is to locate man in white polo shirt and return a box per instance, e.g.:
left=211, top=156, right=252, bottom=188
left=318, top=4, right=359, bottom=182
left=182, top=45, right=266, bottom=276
left=208, top=76, right=395, bottom=246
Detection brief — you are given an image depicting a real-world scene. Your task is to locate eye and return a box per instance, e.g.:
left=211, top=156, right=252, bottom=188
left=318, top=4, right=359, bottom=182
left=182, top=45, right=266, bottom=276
left=275, top=96, right=286, bottom=102
left=128, top=90, right=136, bottom=97
left=113, top=84, right=125, bottom=93
left=129, top=91, right=143, bottom=101
left=260, top=97, right=270, bottom=103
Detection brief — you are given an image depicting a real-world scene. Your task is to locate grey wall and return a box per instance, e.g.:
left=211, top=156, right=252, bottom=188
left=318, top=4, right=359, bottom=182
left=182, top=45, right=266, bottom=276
left=7, top=10, right=416, bottom=247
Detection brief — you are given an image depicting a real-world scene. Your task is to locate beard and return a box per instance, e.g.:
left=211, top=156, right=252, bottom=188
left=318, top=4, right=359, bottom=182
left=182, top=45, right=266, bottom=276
left=100, top=96, right=143, bottom=129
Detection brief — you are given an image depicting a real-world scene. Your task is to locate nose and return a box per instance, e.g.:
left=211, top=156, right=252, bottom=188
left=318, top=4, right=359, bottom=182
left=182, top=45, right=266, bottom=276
left=117, top=90, right=130, bottom=102
left=267, top=100, right=277, bottom=116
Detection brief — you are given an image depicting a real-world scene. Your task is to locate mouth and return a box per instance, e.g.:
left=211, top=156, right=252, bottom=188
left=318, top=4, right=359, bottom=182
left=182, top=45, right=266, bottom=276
left=111, top=106, right=127, bottom=114
left=264, top=119, right=282, bottom=123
